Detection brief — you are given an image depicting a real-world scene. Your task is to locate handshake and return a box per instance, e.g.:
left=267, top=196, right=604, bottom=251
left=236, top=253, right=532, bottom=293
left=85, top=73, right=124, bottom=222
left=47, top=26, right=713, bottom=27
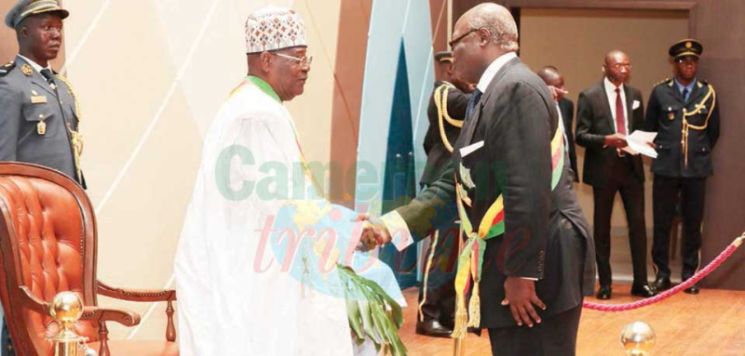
left=355, top=214, right=393, bottom=252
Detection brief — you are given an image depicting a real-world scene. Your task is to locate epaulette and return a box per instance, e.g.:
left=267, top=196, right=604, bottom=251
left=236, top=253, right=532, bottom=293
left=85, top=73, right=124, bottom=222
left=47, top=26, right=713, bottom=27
left=0, top=61, right=15, bottom=77
left=654, top=77, right=672, bottom=87
left=697, top=79, right=710, bottom=88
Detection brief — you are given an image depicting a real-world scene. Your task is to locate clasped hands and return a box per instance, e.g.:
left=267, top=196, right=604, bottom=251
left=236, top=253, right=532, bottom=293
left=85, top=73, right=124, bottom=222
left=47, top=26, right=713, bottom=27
left=355, top=214, right=391, bottom=252
left=354, top=214, right=546, bottom=328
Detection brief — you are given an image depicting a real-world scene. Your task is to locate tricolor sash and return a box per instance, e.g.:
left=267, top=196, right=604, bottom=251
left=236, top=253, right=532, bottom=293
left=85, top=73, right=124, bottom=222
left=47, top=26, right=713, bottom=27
left=451, top=125, right=564, bottom=337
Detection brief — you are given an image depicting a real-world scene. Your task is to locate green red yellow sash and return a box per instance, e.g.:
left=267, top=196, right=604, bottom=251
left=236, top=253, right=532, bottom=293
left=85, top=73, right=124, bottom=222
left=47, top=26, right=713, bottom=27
left=451, top=125, right=564, bottom=337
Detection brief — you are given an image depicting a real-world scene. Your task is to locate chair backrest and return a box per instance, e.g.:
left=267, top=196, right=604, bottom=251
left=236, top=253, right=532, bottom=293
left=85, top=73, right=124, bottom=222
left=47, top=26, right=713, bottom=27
left=0, top=162, right=99, bottom=355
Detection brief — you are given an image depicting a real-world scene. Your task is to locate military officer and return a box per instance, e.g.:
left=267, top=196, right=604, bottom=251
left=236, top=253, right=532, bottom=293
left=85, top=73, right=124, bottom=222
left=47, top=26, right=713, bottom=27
left=644, top=39, right=720, bottom=295
left=0, top=0, right=85, bottom=188
left=1, top=1, right=83, bottom=353
left=417, top=50, right=472, bottom=337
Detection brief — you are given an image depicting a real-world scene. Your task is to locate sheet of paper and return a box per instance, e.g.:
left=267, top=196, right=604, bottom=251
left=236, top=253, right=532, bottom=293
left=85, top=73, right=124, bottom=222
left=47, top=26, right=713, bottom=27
left=624, top=130, right=658, bottom=158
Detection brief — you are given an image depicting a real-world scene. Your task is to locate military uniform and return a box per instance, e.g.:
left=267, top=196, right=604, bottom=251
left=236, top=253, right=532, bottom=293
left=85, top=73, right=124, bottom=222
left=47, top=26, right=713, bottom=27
left=417, top=79, right=469, bottom=334
left=1, top=1, right=82, bottom=353
left=0, top=57, right=85, bottom=187
left=0, top=0, right=84, bottom=187
left=644, top=39, right=719, bottom=286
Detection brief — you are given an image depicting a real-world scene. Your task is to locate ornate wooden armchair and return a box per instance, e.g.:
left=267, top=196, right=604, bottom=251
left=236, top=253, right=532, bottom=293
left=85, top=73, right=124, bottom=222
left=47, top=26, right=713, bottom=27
left=0, top=163, right=177, bottom=355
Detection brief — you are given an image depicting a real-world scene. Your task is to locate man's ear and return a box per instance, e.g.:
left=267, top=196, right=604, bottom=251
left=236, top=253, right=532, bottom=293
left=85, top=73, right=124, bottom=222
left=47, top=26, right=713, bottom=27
left=259, top=51, right=273, bottom=73
left=478, top=28, right=490, bottom=47
left=17, top=25, right=28, bottom=39
left=445, top=62, right=454, bottom=77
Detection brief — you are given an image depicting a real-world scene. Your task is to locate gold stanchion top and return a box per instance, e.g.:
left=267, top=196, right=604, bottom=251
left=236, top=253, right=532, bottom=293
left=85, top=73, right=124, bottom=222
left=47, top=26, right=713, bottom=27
left=733, top=232, right=745, bottom=248
left=50, top=292, right=83, bottom=326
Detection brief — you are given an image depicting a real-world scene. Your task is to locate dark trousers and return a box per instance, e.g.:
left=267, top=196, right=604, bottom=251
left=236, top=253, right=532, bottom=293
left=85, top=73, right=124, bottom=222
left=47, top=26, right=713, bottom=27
left=1, top=319, right=13, bottom=356
left=417, top=221, right=460, bottom=326
left=592, top=157, right=648, bottom=287
left=488, top=305, right=582, bottom=356
left=652, top=175, right=706, bottom=280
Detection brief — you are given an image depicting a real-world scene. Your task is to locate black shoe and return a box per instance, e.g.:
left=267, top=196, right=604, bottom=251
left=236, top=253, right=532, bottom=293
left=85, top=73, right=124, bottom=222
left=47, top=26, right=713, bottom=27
left=630, top=284, right=656, bottom=298
left=653, top=276, right=672, bottom=291
left=416, top=319, right=453, bottom=338
left=596, top=286, right=612, bottom=300
left=684, top=283, right=700, bottom=294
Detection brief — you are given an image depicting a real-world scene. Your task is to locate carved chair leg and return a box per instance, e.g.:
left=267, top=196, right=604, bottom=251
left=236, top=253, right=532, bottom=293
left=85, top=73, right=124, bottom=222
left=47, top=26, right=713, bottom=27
left=98, top=320, right=110, bottom=356
left=166, top=300, right=176, bottom=342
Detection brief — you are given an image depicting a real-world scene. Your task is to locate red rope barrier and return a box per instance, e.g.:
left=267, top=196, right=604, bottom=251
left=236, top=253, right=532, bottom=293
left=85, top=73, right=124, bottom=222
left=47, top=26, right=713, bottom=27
left=583, top=234, right=744, bottom=312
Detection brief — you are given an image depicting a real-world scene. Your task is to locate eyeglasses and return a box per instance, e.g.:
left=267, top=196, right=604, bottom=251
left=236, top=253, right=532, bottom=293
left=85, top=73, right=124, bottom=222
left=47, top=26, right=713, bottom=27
left=274, top=52, right=313, bottom=66
left=449, top=28, right=479, bottom=48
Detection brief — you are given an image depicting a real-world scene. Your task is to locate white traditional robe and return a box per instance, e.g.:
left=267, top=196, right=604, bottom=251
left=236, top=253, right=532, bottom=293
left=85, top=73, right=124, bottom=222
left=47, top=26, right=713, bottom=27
left=175, top=77, right=402, bottom=355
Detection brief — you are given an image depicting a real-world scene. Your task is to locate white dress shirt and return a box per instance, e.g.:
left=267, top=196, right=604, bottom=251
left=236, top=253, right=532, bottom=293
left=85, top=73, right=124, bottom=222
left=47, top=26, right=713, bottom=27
left=603, top=76, right=628, bottom=134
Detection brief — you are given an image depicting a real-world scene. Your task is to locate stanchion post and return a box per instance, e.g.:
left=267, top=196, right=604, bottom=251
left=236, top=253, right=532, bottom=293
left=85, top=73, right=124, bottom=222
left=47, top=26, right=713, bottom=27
left=453, top=336, right=465, bottom=356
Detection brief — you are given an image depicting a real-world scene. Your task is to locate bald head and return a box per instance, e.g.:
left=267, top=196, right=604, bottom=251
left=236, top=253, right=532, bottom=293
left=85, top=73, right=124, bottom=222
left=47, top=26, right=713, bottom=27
left=450, top=3, right=519, bottom=83
left=602, top=49, right=631, bottom=86
left=537, top=66, right=566, bottom=100
left=604, top=50, right=628, bottom=65
left=537, top=66, right=560, bottom=84
left=460, top=3, right=518, bottom=52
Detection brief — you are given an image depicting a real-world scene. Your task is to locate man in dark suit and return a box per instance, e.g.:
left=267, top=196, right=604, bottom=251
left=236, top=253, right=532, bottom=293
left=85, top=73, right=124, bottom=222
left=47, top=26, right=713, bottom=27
left=538, top=66, right=578, bottom=182
left=416, top=50, right=471, bottom=337
left=575, top=50, right=655, bottom=300
left=360, top=4, right=595, bottom=354
left=645, top=39, right=719, bottom=295
left=0, top=0, right=85, bottom=188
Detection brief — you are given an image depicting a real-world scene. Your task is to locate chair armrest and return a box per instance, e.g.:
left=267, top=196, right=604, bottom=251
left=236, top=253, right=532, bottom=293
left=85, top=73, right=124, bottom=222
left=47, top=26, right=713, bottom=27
left=18, top=286, right=50, bottom=314
left=97, top=280, right=176, bottom=302
left=96, top=280, right=177, bottom=342
left=17, top=286, right=140, bottom=327
left=80, top=306, right=140, bottom=327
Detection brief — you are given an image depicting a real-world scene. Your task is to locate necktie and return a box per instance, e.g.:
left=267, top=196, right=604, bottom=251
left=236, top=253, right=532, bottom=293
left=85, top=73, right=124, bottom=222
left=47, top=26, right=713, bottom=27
left=40, top=68, right=56, bottom=89
left=614, top=87, right=626, bottom=135
left=465, top=89, right=482, bottom=120
left=682, top=88, right=689, bottom=103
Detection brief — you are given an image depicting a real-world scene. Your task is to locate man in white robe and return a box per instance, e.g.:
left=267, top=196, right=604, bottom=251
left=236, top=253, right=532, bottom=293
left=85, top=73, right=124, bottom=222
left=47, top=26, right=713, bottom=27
left=174, top=7, right=402, bottom=355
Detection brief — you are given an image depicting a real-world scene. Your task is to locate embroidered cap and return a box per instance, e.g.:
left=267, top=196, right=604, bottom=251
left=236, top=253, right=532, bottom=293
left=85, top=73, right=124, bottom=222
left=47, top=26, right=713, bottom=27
left=245, top=7, right=307, bottom=54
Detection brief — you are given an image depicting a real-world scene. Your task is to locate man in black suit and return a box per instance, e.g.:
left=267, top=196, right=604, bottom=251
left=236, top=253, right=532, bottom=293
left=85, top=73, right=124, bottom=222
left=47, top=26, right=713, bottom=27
left=538, top=66, right=578, bottom=182
left=645, top=39, right=719, bottom=295
left=359, top=4, right=595, bottom=354
left=416, top=51, right=471, bottom=337
left=575, top=50, right=655, bottom=300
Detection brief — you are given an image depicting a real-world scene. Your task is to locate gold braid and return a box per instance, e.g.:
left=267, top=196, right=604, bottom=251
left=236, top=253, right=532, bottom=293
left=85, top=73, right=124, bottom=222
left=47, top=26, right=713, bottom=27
left=56, top=74, right=82, bottom=120
left=417, top=230, right=440, bottom=322
left=433, top=84, right=464, bottom=153
left=55, top=74, right=84, bottom=182
left=681, top=84, right=716, bottom=169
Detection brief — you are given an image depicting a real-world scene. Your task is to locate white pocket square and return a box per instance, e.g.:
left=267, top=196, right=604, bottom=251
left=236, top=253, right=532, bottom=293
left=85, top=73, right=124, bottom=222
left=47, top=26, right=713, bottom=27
left=633, top=100, right=641, bottom=110
left=460, top=140, right=484, bottom=157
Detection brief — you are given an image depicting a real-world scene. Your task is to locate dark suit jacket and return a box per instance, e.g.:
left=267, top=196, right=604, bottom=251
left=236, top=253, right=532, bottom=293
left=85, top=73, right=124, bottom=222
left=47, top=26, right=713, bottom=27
left=0, top=56, right=82, bottom=185
left=394, top=57, right=595, bottom=328
left=420, top=81, right=469, bottom=187
left=644, top=78, right=720, bottom=178
left=558, top=98, right=579, bottom=182
left=575, top=80, right=645, bottom=187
